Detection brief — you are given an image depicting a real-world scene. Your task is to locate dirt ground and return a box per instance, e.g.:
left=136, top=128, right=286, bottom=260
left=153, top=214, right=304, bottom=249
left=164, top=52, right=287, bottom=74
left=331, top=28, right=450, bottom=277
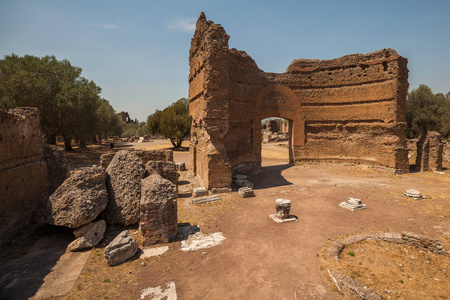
left=2, top=140, right=450, bottom=299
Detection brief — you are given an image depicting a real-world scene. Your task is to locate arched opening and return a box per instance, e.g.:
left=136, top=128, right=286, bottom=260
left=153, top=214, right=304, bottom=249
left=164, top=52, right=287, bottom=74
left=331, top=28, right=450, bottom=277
left=261, top=117, right=294, bottom=167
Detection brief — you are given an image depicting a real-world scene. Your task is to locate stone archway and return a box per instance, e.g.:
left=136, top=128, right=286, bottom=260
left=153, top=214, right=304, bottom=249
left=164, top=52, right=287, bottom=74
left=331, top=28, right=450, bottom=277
left=255, top=84, right=305, bottom=164
left=188, top=13, right=409, bottom=191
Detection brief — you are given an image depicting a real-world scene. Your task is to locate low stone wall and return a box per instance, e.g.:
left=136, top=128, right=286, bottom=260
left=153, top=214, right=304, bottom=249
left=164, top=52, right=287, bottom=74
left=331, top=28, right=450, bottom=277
left=326, top=232, right=448, bottom=261
left=325, top=232, right=449, bottom=299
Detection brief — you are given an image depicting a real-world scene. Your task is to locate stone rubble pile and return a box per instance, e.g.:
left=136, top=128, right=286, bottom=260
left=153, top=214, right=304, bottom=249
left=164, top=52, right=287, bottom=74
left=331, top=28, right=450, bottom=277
left=37, top=149, right=178, bottom=266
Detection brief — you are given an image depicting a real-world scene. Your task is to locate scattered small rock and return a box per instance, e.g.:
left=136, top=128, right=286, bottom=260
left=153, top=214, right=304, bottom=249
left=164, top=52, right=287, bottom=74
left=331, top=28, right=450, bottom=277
left=238, top=187, right=254, bottom=198
left=104, top=230, right=139, bottom=266
left=68, top=220, right=106, bottom=251
left=193, top=187, right=208, bottom=197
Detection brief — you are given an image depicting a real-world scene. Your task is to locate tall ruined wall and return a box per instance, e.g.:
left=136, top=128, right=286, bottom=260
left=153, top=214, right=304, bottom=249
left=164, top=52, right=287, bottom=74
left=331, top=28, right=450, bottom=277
left=276, top=50, right=409, bottom=171
left=189, top=14, right=409, bottom=190
left=0, top=108, right=47, bottom=245
left=189, top=13, right=233, bottom=190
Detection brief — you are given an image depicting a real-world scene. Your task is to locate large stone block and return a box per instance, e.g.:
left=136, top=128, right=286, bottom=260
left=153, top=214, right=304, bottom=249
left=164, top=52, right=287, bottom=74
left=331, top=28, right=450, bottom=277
left=144, top=161, right=178, bottom=185
left=140, top=174, right=178, bottom=246
left=43, top=165, right=108, bottom=228
left=104, top=150, right=145, bottom=225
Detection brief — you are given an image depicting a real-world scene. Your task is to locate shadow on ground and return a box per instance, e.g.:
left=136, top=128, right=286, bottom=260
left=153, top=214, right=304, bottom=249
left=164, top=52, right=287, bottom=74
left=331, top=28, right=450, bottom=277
left=251, top=163, right=294, bottom=189
left=0, top=229, right=72, bottom=300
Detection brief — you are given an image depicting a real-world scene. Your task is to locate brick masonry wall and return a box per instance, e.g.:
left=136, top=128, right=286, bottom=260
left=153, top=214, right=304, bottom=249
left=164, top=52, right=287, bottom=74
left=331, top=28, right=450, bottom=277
left=189, top=13, right=410, bottom=189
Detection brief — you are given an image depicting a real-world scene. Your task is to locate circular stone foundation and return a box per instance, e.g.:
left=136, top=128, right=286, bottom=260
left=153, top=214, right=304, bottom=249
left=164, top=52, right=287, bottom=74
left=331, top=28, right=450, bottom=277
left=320, top=232, right=450, bottom=299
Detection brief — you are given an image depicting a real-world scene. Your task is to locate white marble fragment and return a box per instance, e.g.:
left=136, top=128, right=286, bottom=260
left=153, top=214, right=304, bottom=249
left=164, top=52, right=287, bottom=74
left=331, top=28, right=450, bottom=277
left=141, top=281, right=177, bottom=300
left=180, top=232, right=225, bottom=251
left=141, top=246, right=169, bottom=258
left=403, top=189, right=426, bottom=199
left=339, top=198, right=367, bottom=211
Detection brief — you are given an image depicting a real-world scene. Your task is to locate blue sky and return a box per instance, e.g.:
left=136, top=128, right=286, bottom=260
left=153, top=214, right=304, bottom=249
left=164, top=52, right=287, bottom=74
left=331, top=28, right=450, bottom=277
left=1, top=0, right=449, bottom=121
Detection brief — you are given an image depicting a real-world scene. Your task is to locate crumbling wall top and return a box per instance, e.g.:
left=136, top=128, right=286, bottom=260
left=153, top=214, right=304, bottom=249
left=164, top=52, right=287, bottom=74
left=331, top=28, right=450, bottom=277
left=286, top=49, right=406, bottom=73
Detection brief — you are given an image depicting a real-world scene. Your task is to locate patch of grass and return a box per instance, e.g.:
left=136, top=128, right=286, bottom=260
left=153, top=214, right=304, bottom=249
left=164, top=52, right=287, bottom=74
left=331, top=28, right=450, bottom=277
left=103, top=278, right=110, bottom=283
left=320, top=239, right=450, bottom=300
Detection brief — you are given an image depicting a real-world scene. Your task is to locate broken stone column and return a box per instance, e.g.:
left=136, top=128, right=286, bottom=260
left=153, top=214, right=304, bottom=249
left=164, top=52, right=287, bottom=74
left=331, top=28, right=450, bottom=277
left=275, top=199, right=291, bottom=219
left=339, top=198, right=367, bottom=211
left=269, top=199, right=297, bottom=223
left=140, top=174, right=178, bottom=246
left=416, top=131, right=444, bottom=171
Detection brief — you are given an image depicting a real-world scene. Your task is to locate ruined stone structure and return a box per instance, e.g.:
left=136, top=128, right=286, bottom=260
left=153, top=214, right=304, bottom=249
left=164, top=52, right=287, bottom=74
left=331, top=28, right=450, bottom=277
left=117, top=111, right=136, bottom=124
left=189, top=13, right=409, bottom=190
left=0, top=108, right=68, bottom=245
left=415, top=131, right=443, bottom=171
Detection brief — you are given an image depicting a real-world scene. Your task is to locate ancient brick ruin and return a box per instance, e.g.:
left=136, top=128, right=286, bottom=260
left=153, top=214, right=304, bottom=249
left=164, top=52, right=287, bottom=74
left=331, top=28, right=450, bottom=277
left=0, top=108, right=68, bottom=245
left=189, top=13, right=409, bottom=190
left=415, top=131, right=444, bottom=171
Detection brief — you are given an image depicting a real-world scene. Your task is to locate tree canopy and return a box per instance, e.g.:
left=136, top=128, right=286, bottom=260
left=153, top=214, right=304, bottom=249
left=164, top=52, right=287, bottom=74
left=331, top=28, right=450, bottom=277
left=0, top=54, right=122, bottom=150
left=406, top=84, right=450, bottom=139
left=146, top=98, right=191, bottom=148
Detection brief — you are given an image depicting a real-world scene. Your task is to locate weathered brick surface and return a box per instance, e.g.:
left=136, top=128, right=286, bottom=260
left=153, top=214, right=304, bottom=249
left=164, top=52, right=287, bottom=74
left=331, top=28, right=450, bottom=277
left=189, top=13, right=409, bottom=189
left=415, top=131, right=443, bottom=171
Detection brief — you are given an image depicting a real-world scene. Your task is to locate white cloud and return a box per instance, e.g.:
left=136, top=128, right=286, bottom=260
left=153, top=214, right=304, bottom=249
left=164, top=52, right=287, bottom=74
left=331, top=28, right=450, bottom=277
left=168, top=17, right=196, bottom=32
left=93, top=23, right=118, bottom=30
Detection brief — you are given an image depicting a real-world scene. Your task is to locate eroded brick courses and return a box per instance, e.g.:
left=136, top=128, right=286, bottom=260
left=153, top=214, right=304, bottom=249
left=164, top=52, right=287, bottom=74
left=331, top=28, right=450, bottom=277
left=188, top=13, right=409, bottom=190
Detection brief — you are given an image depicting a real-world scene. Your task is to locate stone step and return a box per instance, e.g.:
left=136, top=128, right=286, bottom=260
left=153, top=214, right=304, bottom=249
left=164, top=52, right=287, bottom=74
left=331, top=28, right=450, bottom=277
left=192, top=194, right=222, bottom=205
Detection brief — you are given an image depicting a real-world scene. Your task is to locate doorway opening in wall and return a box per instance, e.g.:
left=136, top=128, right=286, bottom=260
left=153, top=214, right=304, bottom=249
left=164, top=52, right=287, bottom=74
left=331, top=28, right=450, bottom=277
left=261, top=117, right=293, bottom=167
